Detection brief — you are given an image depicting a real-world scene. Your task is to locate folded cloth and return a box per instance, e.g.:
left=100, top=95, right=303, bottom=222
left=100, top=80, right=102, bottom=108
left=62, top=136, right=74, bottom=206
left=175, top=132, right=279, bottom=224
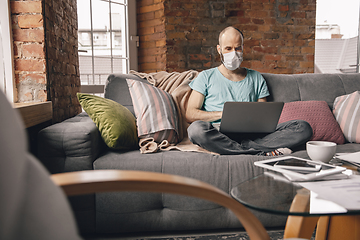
left=130, top=70, right=197, bottom=141
left=130, top=70, right=198, bottom=93
left=139, top=137, right=179, bottom=153
left=130, top=70, right=218, bottom=155
left=139, top=137, right=159, bottom=153
left=139, top=137, right=219, bottom=155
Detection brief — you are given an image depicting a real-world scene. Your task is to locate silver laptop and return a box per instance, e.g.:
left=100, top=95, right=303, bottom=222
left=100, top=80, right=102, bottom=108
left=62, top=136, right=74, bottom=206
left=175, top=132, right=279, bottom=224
left=217, top=102, right=284, bottom=133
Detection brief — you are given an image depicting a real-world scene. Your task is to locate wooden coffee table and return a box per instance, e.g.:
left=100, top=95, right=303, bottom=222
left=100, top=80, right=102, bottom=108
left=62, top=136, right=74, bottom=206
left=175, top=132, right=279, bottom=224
left=230, top=171, right=360, bottom=239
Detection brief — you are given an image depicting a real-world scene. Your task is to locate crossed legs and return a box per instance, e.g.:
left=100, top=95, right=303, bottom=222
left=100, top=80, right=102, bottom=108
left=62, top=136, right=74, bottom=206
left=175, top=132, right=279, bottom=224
left=187, top=120, right=313, bottom=155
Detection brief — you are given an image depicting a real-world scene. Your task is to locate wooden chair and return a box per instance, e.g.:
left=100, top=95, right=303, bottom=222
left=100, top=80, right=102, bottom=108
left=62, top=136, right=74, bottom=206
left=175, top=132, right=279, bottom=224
left=0, top=90, right=270, bottom=240
left=52, top=170, right=270, bottom=240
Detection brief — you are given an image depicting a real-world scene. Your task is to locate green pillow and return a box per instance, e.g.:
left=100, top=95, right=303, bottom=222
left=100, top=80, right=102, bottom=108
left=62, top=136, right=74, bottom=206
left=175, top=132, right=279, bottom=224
left=77, top=93, right=138, bottom=150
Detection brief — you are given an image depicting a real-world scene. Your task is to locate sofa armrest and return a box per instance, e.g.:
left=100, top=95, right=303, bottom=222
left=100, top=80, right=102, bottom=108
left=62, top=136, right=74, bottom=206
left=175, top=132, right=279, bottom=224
left=38, top=113, right=105, bottom=174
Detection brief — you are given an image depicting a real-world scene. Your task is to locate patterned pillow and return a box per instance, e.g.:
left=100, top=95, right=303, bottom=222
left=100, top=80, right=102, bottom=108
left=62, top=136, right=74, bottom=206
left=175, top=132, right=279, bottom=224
left=278, top=100, right=345, bottom=144
left=126, top=79, right=179, bottom=144
left=333, top=91, right=360, bottom=143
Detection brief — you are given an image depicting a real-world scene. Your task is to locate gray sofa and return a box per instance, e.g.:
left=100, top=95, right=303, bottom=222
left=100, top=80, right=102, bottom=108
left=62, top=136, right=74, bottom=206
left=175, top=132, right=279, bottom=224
left=38, top=72, right=360, bottom=237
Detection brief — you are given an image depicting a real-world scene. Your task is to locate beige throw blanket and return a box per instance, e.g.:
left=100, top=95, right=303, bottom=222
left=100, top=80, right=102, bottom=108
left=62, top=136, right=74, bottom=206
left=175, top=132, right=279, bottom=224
left=129, top=70, right=218, bottom=155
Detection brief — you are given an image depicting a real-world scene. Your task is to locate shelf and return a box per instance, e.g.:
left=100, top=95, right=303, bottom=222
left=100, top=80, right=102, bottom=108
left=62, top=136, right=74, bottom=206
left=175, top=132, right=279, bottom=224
left=13, top=101, right=52, bottom=128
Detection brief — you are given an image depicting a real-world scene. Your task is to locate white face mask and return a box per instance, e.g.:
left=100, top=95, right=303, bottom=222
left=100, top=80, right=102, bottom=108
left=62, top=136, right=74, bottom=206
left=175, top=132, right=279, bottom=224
left=221, top=51, right=243, bottom=71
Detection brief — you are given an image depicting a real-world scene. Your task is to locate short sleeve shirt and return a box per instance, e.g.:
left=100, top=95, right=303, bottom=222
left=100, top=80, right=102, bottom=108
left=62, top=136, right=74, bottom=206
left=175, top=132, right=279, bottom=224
left=189, top=67, right=270, bottom=112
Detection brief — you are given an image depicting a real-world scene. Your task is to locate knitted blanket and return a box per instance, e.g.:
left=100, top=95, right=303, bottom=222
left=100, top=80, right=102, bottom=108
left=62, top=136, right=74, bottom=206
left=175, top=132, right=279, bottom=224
left=129, top=70, right=218, bottom=155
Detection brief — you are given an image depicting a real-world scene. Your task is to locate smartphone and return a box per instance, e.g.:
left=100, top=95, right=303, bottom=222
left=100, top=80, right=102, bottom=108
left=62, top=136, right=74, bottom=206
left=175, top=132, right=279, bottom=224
left=274, top=158, right=322, bottom=172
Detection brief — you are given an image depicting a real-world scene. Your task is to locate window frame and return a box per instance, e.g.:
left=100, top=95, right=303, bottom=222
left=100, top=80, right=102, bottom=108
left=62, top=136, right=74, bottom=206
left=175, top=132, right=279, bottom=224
left=128, top=0, right=138, bottom=71
left=78, top=0, right=137, bottom=95
left=0, top=0, right=15, bottom=102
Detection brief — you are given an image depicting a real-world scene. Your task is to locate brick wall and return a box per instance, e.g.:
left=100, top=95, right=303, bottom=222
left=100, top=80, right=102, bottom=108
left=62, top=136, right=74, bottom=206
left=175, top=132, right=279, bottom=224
left=44, top=0, right=81, bottom=123
left=137, top=0, right=316, bottom=74
left=11, top=0, right=46, bottom=102
left=10, top=0, right=81, bottom=123
left=137, top=0, right=166, bottom=73
left=9, top=0, right=316, bottom=124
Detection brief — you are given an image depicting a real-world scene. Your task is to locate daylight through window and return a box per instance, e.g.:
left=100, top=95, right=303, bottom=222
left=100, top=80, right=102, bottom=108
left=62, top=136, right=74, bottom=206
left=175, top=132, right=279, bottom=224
left=77, top=0, right=136, bottom=95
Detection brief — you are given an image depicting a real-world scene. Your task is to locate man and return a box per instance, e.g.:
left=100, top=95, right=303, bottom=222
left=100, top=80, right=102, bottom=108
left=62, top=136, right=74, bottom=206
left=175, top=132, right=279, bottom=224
left=185, top=26, right=312, bottom=155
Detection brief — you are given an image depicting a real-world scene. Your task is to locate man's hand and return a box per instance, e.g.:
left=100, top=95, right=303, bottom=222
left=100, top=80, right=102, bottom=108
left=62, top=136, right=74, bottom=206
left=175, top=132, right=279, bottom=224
left=185, top=90, right=222, bottom=123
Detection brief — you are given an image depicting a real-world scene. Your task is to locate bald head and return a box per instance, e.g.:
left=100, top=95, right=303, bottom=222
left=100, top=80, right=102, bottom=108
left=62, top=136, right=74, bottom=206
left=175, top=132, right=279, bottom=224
left=218, top=27, right=244, bottom=46
left=217, top=26, right=244, bottom=56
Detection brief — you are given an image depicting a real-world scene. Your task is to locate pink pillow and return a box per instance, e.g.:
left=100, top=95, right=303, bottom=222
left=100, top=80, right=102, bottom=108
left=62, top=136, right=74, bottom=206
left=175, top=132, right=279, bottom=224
left=278, top=101, right=345, bottom=144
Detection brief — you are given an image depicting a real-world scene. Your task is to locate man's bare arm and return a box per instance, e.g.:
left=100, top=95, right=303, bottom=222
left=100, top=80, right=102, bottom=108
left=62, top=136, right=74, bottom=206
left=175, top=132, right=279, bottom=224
left=185, top=90, right=222, bottom=123
left=257, top=97, right=267, bottom=102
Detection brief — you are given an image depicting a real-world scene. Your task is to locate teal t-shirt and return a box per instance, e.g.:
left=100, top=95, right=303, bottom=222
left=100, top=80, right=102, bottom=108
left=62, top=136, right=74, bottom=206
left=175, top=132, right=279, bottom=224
left=189, top=67, right=270, bottom=113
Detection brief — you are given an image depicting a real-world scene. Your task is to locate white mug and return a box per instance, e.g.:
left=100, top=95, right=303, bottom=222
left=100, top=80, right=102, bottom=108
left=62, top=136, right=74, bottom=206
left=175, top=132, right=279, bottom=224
left=306, top=141, right=337, bottom=163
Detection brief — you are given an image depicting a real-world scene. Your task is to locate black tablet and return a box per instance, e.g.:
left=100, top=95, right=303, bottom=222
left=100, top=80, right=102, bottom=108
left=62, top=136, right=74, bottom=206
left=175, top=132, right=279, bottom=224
left=274, top=158, right=322, bottom=172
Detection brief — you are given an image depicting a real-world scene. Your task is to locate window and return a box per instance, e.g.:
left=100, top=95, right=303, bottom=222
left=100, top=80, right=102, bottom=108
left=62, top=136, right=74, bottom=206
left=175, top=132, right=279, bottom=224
left=315, top=0, right=360, bottom=73
left=0, top=0, right=15, bottom=102
left=77, top=0, right=137, bottom=95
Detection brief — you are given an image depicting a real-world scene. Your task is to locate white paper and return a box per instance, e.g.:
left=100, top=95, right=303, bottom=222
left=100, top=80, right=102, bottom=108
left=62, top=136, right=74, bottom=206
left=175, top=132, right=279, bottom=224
left=300, top=175, right=360, bottom=211
left=310, top=191, right=347, bottom=214
left=336, top=151, right=360, bottom=164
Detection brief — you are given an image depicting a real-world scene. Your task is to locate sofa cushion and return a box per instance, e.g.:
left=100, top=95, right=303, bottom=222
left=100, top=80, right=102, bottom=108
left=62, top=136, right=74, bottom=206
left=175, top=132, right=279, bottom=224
left=278, top=100, right=345, bottom=144
left=104, top=74, right=147, bottom=115
left=294, top=74, right=346, bottom=108
left=262, top=73, right=300, bottom=103
left=93, top=150, right=287, bottom=233
left=77, top=93, right=138, bottom=150
left=127, top=79, right=179, bottom=144
left=333, top=91, right=360, bottom=143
